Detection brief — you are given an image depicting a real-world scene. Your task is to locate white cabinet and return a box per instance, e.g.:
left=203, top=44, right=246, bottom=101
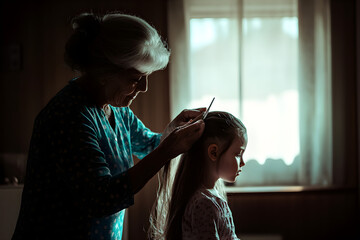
left=0, top=185, right=23, bottom=240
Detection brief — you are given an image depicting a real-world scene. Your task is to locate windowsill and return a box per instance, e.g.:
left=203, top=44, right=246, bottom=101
left=225, top=185, right=356, bottom=193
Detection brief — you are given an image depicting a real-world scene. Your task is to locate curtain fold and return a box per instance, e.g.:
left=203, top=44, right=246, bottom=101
left=298, top=0, right=332, bottom=185
left=168, top=0, right=191, bottom=118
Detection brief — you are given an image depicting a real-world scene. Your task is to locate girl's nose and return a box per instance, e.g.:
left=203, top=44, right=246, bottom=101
left=137, top=75, right=148, bottom=92
left=240, top=159, right=245, bottom=168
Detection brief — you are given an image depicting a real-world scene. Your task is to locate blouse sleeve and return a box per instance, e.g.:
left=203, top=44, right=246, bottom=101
left=126, top=107, right=162, bottom=159
left=48, top=108, right=134, bottom=218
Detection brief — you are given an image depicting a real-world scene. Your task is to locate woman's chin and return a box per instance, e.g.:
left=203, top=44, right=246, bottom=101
left=112, top=97, right=134, bottom=107
left=125, top=98, right=134, bottom=106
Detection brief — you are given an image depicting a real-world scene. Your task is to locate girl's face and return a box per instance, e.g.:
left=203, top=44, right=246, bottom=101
left=218, top=133, right=247, bottom=183
left=103, top=69, right=149, bottom=107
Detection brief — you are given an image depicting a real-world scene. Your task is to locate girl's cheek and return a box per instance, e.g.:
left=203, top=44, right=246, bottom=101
left=235, top=157, right=241, bottom=166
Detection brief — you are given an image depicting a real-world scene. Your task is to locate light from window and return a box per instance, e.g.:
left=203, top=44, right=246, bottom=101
left=189, top=18, right=240, bottom=117
left=241, top=17, right=299, bottom=166
left=187, top=0, right=299, bottom=185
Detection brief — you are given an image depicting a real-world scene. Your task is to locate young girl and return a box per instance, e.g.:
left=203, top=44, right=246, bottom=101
left=149, top=111, right=247, bottom=240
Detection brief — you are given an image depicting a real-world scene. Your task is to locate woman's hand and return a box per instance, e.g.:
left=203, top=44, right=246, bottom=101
left=128, top=119, right=204, bottom=194
left=161, top=108, right=206, bottom=142
left=159, top=119, right=205, bottom=159
left=128, top=111, right=205, bottom=194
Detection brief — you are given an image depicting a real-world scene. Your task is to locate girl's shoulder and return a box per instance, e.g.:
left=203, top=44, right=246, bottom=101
left=185, top=188, right=228, bottom=217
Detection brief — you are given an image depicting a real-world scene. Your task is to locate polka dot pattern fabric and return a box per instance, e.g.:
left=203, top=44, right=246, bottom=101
left=182, top=188, right=240, bottom=240
left=12, top=79, right=161, bottom=240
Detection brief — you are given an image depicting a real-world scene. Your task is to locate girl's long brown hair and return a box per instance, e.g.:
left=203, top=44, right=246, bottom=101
left=148, top=111, right=246, bottom=240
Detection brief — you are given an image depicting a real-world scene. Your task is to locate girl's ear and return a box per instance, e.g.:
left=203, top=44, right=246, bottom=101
left=207, top=144, right=218, bottom=161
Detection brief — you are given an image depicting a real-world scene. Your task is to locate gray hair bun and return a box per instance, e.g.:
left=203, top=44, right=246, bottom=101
left=64, top=13, right=103, bottom=71
left=71, top=13, right=102, bottom=38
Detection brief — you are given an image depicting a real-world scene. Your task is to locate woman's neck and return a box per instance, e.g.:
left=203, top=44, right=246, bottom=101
left=76, top=75, right=107, bottom=108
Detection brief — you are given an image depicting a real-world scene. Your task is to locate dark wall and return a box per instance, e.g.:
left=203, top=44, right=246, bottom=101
left=229, top=188, right=358, bottom=240
left=0, top=0, right=170, bottom=153
left=0, top=1, right=169, bottom=239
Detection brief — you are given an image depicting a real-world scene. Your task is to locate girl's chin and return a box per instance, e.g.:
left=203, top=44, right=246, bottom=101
left=221, top=177, right=237, bottom=183
left=229, top=178, right=237, bottom=183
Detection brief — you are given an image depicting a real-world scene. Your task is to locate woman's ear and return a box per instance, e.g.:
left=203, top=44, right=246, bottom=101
left=207, top=144, right=218, bottom=161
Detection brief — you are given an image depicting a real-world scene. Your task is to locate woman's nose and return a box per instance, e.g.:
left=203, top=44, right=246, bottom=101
left=137, top=75, right=148, bottom=92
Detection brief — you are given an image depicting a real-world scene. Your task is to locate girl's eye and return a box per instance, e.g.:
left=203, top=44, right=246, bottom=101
left=236, top=152, right=244, bottom=158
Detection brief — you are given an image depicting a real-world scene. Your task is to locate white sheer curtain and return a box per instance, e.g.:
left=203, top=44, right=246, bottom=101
left=168, top=0, right=191, bottom=117
left=298, top=0, right=332, bottom=185
left=167, top=0, right=332, bottom=186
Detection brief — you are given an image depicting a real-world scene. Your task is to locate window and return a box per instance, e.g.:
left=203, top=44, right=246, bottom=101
left=169, top=0, right=332, bottom=187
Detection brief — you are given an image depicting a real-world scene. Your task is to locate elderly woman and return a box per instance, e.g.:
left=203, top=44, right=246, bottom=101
left=12, top=12, right=205, bottom=240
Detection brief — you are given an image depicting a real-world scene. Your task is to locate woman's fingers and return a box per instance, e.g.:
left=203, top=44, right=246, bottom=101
left=160, top=120, right=204, bottom=159
left=190, top=112, right=205, bottom=123
left=178, top=108, right=206, bottom=123
left=176, top=119, right=204, bottom=134
left=162, top=108, right=206, bottom=144
left=175, top=120, right=205, bottom=147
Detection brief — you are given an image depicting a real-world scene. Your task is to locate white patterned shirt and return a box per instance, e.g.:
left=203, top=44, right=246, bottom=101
left=182, top=188, right=240, bottom=240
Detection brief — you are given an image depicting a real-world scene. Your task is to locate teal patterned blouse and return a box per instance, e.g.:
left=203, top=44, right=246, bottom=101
left=12, top=79, right=161, bottom=240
